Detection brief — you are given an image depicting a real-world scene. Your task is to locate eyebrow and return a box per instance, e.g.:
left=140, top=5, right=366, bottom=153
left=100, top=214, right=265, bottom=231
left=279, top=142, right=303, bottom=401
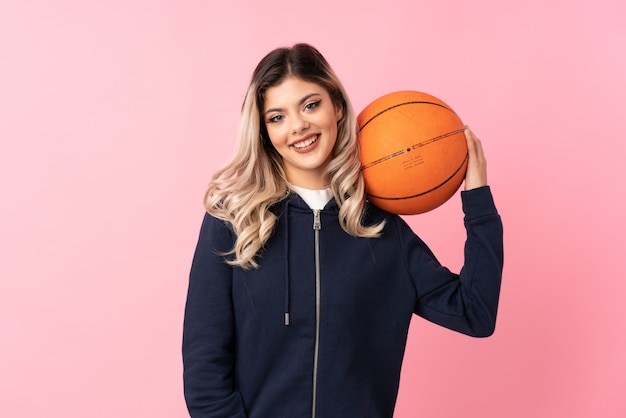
left=264, top=93, right=322, bottom=116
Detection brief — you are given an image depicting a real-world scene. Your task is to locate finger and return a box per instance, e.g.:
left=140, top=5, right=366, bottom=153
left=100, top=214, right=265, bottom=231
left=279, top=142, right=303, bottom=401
left=463, top=128, right=488, bottom=190
left=465, top=128, right=485, bottom=163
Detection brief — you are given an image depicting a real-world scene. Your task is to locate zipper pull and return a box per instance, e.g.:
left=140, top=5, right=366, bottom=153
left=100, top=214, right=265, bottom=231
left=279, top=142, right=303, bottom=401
left=313, top=209, right=321, bottom=230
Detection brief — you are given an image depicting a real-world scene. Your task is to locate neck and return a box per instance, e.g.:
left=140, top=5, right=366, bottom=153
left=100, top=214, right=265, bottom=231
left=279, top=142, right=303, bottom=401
left=285, top=170, right=329, bottom=190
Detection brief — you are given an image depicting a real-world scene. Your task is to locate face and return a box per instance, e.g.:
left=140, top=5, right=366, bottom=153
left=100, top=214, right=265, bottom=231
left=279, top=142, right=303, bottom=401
left=263, top=77, right=343, bottom=189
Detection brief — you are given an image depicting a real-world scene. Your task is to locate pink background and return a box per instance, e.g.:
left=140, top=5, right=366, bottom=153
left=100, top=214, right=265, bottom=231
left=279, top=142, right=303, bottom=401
left=1, top=0, right=625, bottom=416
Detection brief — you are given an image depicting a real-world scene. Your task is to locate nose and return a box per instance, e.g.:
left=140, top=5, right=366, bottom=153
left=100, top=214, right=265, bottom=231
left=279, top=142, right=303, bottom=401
left=291, top=114, right=309, bottom=134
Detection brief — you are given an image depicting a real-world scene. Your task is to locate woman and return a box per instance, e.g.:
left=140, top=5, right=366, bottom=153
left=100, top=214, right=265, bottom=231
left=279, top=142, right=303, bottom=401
left=183, top=43, right=503, bottom=418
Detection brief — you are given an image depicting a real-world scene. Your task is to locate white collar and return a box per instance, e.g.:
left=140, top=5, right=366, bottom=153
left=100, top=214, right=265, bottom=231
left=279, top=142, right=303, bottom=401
left=289, top=184, right=333, bottom=210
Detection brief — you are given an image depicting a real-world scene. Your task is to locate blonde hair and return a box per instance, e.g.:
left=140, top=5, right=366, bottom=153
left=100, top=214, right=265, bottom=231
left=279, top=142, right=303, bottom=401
left=205, top=44, right=384, bottom=269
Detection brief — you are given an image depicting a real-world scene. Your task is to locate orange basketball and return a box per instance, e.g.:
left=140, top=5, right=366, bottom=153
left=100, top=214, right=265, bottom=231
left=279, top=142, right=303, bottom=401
left=357, top=91, right=468, bottom=215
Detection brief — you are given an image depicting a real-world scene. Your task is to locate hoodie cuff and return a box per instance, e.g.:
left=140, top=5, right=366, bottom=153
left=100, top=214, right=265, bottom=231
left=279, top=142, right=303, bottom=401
left=461, top=186, right=498, bottom=220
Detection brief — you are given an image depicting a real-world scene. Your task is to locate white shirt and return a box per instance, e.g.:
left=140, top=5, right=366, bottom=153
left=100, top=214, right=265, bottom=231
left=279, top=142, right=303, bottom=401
left=289, top=184, right=333, bottom=210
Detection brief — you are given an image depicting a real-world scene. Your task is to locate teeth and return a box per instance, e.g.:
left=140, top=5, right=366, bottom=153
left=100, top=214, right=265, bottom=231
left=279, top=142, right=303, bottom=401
left=293, top=135, right=318, bottom=149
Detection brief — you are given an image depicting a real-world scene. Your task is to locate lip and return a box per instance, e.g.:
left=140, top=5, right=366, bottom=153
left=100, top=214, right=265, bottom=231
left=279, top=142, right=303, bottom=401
left=290, top=134, right=320, bottom=153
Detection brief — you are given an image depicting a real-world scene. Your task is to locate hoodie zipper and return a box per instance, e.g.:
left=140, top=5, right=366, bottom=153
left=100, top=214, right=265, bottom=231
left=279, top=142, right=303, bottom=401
left=311, top=209, right=322, bottom=418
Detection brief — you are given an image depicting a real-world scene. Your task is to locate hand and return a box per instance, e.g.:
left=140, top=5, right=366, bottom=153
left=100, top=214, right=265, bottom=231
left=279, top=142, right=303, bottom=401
left=464, top=128, right=488, bottom=190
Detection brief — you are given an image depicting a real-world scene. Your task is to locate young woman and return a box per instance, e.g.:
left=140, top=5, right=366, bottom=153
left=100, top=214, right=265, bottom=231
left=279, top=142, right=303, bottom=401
left=183, top=43, right=503, bottom=418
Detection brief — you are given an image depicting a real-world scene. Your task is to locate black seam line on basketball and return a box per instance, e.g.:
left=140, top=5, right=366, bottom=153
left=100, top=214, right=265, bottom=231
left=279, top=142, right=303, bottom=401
left=366, top=152, right=469, bottom=201
left=360, top=128, right=466, bottom=171
left=358, top=101, right=457, bottom=132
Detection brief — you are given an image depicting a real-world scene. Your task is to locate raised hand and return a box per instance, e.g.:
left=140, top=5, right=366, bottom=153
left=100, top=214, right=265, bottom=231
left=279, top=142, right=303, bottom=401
left=464, top=128, right=488, bottom=191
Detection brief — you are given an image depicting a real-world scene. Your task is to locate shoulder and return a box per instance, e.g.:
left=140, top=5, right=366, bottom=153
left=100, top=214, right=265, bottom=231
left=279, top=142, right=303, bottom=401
left=362, top=201, right=408, bottom=233
left=197, top=211, right=236, bottom=250
left=363, top=200, right=396, bottom=220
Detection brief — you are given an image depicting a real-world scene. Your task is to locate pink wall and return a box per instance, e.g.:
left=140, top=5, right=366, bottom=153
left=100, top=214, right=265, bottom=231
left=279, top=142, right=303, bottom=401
left=1, top=0, right=624, bottom=416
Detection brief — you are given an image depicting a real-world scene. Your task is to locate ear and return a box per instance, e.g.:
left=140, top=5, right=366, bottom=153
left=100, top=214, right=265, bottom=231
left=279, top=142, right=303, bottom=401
left=334, top=102, right=344, bottom=121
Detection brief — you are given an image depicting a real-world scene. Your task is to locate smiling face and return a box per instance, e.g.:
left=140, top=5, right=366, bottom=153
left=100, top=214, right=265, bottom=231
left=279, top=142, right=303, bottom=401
left=263, top=77, right=343, bottom=189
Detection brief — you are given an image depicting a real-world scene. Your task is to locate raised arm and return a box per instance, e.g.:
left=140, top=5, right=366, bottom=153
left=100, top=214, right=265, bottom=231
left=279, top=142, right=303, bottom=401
left=406, top=130, right=504, bottom=336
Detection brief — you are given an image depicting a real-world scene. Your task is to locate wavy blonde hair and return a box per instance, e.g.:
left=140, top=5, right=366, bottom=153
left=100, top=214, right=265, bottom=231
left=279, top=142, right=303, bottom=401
left=205, top=44, right=384, bottom=269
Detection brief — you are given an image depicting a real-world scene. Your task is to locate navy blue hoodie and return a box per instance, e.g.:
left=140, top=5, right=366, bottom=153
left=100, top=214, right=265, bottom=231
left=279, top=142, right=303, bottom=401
left=183, top=186, right=503, bottom=418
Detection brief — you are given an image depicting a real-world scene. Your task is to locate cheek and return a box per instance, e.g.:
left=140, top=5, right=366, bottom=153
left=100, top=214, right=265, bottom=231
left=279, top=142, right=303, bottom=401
left=329, top=120, right=339, bottom=142
left=265, top=127, right=284, bottom=147
left=328, top=123, right=341, bottom=153
left=266, top=132, right=293, bottom=160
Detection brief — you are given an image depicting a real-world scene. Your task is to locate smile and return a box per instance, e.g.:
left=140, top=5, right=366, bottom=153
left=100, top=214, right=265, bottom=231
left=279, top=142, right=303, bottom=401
left=292, top=135, right=318, bottom=149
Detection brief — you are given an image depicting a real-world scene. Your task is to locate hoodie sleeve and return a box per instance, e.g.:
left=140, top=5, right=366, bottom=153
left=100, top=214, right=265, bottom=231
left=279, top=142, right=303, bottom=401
left=182, top=213, right=248, bottom=417
left=401, top=186, right=504, bottom=337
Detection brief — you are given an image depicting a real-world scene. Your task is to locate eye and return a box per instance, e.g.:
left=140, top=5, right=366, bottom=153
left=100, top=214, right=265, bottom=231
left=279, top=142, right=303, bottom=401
left=267, top=114, right=284, bottom=124
left=304, top=100, right=321, bottom=111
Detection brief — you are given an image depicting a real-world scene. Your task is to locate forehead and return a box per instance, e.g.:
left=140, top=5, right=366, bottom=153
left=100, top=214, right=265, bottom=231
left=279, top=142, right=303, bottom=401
left=263, top=77, right=328, bottom=110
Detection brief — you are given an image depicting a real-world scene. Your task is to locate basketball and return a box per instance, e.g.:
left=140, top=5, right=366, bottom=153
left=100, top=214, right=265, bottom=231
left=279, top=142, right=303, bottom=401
left=357, top=91, right=468, bottom=215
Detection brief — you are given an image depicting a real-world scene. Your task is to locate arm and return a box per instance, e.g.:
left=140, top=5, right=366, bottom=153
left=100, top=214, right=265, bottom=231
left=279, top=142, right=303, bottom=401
left=406, top=130, right=504, bottom=336
left=182, top=213, right=248, bottom=417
